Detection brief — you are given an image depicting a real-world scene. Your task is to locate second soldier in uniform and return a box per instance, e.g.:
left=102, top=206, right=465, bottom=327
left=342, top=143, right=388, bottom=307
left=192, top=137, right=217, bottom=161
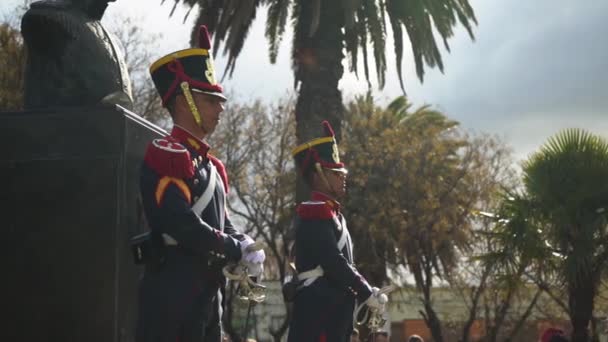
left=287, top=121, right=388, bottom=342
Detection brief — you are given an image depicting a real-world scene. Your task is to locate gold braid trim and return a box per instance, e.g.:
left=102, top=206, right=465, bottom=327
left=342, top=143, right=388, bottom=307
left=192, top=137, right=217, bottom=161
left=180, top=82, right=202, bottom=127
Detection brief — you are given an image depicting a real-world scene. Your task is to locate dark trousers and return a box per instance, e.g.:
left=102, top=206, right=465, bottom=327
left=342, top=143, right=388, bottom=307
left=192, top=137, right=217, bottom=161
left=136, top=255, right=222, bottom=342
left=288, top=281, right=354, bottom=342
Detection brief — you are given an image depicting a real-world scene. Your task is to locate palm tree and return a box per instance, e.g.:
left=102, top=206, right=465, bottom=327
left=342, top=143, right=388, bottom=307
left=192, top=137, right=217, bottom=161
left=167, top=0, right=476, bottom=198
left=521, top=129, right=608, bottom=342
left=487, top=129, right=608, bottom=342
left=477, top=189, right=550, bottom=342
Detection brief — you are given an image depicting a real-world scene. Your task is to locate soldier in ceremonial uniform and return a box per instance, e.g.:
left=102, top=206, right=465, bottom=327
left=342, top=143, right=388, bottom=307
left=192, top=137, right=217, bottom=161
left=287, top=121, right=388, bottom=342
left=135, top=26, right=265, bottom=342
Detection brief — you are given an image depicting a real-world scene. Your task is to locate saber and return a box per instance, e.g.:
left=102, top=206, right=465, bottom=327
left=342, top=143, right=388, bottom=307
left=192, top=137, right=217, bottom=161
left=241, top=289, right=255, bottom=339
left=353, top=285, right=397, bottom=336
left=223, top=242, right=266, bottom=340
left=222, top=242, right=267, bottom=303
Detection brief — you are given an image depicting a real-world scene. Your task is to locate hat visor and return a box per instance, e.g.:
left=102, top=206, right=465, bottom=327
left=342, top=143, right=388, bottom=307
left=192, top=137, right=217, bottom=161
left=191, top=88, right=228, bottom=102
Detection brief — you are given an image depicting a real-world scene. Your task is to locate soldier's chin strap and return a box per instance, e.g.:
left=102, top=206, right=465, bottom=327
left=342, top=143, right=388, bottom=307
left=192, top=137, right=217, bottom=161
left=315, top=163, right=341, bottom=199
left=353, top=285, right=396, bottom=337
left=180, top=82, right=204, bottom=129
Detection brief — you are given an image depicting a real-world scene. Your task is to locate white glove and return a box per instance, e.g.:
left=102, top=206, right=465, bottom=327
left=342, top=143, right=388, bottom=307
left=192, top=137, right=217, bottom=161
left=245, top=261, right=264, bottom=278
left=240, top=235, right=266, bottom=264
left=365, top=287, right=388, bottom=311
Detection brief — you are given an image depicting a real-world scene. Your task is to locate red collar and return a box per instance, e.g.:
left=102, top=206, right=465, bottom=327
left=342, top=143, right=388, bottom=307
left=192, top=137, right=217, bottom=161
left=170, top=125, right=211, bottom=157
left=311, top=191, right=341, bottom=212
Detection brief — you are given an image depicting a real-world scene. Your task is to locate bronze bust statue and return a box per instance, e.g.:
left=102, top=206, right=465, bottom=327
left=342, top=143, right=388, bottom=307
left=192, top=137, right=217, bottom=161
left=21, top=0, right=133, bottom=109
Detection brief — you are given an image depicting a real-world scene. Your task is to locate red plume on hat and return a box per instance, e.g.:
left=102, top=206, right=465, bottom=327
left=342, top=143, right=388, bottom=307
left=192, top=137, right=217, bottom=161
left=322, top=120, right=335, bottom=137
left=198, top=25, right=211, bottom=49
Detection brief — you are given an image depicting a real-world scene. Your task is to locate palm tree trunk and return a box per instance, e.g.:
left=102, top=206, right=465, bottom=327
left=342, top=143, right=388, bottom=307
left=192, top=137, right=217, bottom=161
left=568, top=263, right=596, bottom=342
left=293, top=0, right=345, bottom=202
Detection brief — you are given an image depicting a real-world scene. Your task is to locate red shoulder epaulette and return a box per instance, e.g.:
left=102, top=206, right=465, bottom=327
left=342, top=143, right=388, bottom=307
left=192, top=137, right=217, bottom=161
left=208, top=154, right=229, bottom=193
left=144, top=137, right=195, bottom=178
left=296, top=201, right=336, bottom=220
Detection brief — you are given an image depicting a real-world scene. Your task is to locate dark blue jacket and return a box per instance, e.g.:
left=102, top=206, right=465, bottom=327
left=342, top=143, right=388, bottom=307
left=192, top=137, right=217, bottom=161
left=288, top=191, right=372, bottom=342
left=136, top=125, right=244, bottom=342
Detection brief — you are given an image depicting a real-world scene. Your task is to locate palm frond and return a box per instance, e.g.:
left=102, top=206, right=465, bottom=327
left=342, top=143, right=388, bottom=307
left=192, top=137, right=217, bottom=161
left=187, top=0, right=222, bottom=47
left=344, top=22, right=359, bottom=76
left=223, top=1, right=261, bottom=78
left=341, top=0, right=361, bottom=29
left=357, top=8, right=371, bottom=88
left=477, top=189, right=552, bottom=276
left=180, top=0, right=262, bottom=78
left=265, top=0, right=291, bottom=64
left=386, top=6, right=405, bottom=93
left=362, top=0, right=386, bottom=88
left=386, top=95, right=411, bottom=120
left=524, top=128, right=608, bottom=221
left=381, top=0, right=476, bottom=82
left=170, top=0, right=476, bottom=91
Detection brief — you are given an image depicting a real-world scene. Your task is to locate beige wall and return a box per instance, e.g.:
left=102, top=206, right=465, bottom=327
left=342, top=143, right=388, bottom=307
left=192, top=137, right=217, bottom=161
left=239, top=281, right=607, bottom=342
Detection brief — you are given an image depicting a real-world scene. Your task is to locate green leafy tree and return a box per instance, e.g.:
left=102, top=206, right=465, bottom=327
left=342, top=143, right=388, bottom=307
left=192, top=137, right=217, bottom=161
left=525, top=129, right=608, bottom=342
left=341, top=94, right=510, bottom=342
left=484, top=129, right=608, bottom=342
left=468, top=194, right=546, bottom=342
left=168, top=0, right=477, bottom=200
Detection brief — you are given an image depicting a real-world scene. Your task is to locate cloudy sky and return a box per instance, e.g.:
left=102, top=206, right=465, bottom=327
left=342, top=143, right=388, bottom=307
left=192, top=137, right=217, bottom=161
left=3, top=0, right=607, bottom=161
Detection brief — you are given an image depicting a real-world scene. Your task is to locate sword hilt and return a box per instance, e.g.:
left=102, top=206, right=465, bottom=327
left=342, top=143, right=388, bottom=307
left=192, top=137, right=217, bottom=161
left=222, top=263, right=266, bottom=303
left=354, top=284, right=398, bottom=332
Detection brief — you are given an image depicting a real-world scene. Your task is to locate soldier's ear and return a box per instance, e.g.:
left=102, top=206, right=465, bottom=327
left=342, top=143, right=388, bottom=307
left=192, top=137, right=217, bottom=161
left=169, top=94, right=190, bottom=119
left=305, top=169, right=317, bottom=187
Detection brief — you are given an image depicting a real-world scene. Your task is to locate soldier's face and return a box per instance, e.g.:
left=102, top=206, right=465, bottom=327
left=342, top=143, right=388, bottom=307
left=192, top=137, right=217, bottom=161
left=326, top=169, right=347, bottom=198
left=193, top=93, right=226, bottom=135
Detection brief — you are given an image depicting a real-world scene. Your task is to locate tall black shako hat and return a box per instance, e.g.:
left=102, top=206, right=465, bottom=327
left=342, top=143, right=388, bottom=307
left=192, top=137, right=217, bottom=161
left=149, top=25, right=226, bottom=107
left=292, top=121, right=347, bottom=177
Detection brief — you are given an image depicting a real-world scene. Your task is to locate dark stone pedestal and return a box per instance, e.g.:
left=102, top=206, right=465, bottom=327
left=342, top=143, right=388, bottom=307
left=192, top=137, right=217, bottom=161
left=0, top=106, right=164, bottom=342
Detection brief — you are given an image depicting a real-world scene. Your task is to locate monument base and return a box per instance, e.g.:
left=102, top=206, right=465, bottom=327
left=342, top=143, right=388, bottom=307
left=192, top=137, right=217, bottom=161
left=0, top=106, right=164, bottom=342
